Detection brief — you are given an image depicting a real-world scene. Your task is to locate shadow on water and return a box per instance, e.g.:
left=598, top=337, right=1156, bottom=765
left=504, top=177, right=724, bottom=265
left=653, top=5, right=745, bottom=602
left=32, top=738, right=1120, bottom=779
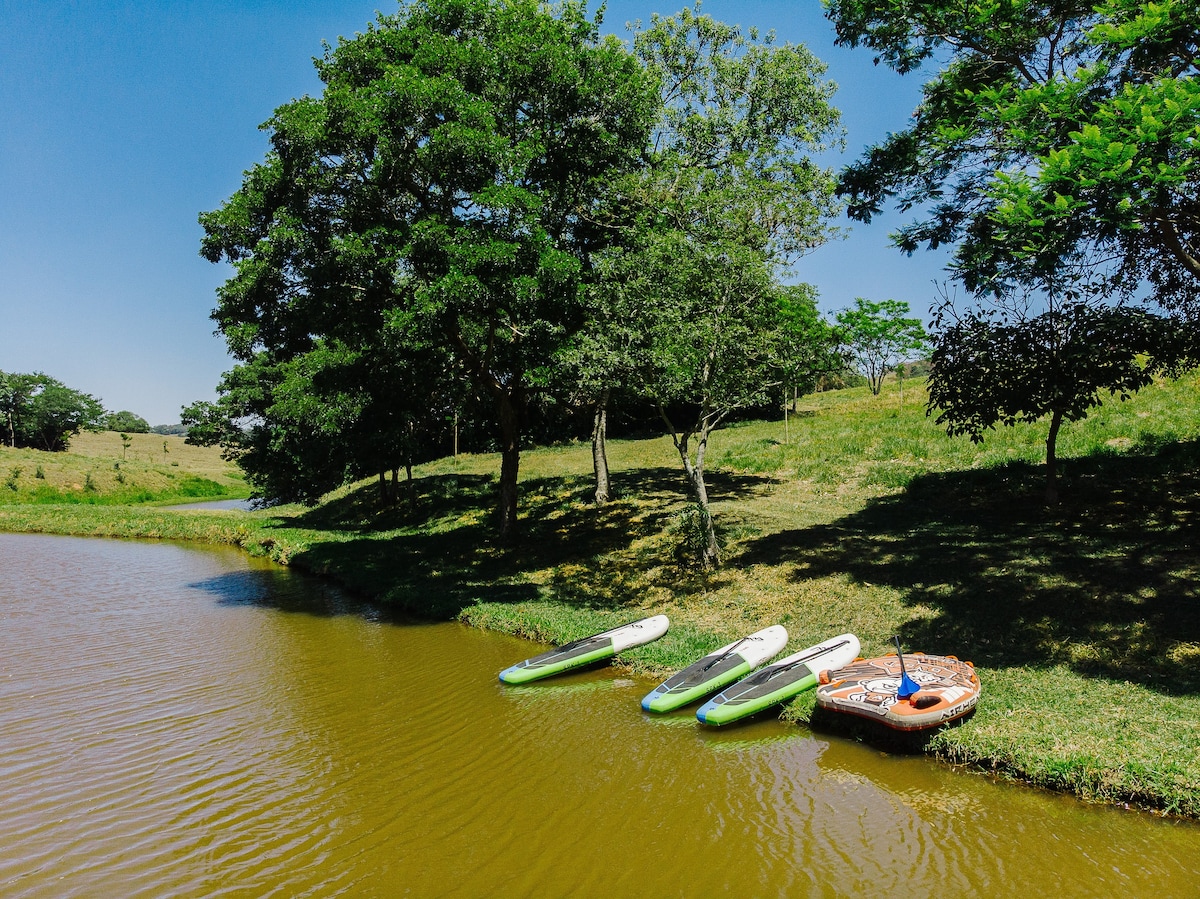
left=187, top=568, right=412, bottom=624
left=738, top=438, right=1200, bottom=696
left=264, top=466, right=771, bottom=620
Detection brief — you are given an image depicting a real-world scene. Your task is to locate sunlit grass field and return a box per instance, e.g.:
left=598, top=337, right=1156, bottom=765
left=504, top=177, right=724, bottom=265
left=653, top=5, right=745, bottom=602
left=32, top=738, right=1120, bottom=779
left=0, top=431, right=247, bottom=504
left=3, top=372, right=1200, bottom=815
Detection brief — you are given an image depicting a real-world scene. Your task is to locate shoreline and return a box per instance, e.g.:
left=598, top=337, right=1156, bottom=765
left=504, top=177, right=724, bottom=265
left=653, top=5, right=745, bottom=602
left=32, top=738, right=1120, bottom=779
left=6, top=381, right=1200, bottom=820
left=2, top=503, right=1197, bottom=821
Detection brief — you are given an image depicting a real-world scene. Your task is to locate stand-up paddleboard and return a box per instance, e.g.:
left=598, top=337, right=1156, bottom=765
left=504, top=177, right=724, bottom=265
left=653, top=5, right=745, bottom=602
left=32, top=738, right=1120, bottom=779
left=696, top=633, right=860, bottom=726
left=641, top=625, right=788, bottom=713
left=815, top=652, right=980, bottom=731
left=499, top=615, right=669, bottom=685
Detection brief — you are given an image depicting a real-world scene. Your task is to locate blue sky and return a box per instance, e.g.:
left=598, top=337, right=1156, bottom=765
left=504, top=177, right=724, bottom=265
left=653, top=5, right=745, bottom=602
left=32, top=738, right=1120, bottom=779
left=0, top=0, right=948, bottom=425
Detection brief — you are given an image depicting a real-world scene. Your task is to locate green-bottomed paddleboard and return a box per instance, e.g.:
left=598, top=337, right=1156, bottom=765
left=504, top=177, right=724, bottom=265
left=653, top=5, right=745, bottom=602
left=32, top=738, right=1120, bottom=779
left=499, top=615, right=670, bottom=684
left=696, top=633, right=860, bottom=726
left=641, top=625, right=788, bottom=713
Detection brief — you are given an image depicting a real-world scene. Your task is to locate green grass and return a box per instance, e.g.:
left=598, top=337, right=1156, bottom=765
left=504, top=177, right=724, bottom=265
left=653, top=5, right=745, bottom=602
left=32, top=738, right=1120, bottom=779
left=4, top=373, right=1200, bottom=816
left=0, top=431, right=248, bottom=505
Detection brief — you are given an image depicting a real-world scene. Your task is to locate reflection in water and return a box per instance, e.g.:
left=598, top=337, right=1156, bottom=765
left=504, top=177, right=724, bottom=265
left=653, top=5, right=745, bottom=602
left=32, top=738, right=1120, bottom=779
left=1, top=532, right=1198, bottom=897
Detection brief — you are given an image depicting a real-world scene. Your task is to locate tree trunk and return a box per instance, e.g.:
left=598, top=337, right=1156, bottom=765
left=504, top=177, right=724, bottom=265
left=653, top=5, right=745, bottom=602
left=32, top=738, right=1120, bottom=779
left=684, top=466, right=720, bottom=570
left=378, top=470, right=390, bottom=505
left=404, top=463, right=414, bottom=511
left=1044, top=408, right=1063, bottom=505
left=388, top=466, right=404, bottom=509
left=591, top=389, right=611, bottom=505
left=660, top=405, right=720, bottom=569
left=496, top=393, right=521, bottom=539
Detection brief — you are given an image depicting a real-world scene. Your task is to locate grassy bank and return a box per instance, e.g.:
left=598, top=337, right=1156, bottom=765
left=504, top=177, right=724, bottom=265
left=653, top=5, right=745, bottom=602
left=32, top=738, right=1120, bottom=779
left=3, top=375, right=1200, bottom=817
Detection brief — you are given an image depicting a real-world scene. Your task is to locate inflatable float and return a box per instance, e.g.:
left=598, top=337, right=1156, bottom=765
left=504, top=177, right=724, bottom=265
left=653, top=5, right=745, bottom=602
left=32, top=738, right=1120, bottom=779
left=641, top=625, right=788, bottom=713
left=498, top=615, right=669, bottom=685
left=815, top=646, right=980, bottom=732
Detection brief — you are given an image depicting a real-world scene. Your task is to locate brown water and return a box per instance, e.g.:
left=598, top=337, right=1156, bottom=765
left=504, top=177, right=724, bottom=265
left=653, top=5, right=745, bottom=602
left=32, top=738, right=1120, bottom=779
left=2, top=533, right=1198, bottom=897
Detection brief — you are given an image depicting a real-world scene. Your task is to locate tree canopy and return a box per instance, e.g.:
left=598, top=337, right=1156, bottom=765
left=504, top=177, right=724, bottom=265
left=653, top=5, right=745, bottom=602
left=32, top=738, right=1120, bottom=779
left=598, top=7, right=842, bottom=568
left=196, top=0, right=659, bottom=531
left=834, top=297, right=928, bottom=395
left=0, top=371, right=106, bottom=452
left=827, top=0, right=1200, bottom=314
left=105, top=410, right=151, bottom=433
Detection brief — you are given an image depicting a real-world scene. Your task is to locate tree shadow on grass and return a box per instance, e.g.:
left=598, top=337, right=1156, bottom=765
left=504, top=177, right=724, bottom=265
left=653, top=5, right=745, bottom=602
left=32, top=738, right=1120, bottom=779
left=273, top=466, right=773, bottom=620
left=737, top=439, right=1200, bottom=695
left=289, top=473, right=497, bottom=534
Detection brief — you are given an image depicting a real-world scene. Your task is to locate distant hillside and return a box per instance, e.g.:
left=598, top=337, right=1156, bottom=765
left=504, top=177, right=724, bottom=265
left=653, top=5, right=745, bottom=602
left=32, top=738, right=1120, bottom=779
left=0, top=431, right=246, bottom=504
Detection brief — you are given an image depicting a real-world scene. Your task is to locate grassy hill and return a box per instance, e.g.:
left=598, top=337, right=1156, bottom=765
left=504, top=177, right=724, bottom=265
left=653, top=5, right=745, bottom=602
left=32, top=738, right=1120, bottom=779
left=0, top=430, right=247, bottom=504
left=3, top=373, right=1200, bottom=816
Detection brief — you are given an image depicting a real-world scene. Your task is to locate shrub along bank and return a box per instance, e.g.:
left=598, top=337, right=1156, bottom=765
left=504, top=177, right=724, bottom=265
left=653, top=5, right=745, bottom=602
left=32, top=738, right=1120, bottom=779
left=3, top=376, right=1200, bottom=817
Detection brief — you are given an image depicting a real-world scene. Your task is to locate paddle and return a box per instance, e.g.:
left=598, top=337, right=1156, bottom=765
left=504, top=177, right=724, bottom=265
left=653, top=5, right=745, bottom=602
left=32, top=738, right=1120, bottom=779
left=701, top=636, right=752, bottom=673
left=892, top=636, right=921, bottom=700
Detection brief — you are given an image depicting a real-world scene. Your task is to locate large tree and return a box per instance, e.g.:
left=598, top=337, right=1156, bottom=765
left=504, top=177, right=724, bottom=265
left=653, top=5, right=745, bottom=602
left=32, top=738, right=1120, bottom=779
left=0, top=371, right=105, bottom=452
left=826, top=0, right=1200, bottom=314
left=198, top=0, right=657, bottom=535
left=590, top=7, right=843, bottom=568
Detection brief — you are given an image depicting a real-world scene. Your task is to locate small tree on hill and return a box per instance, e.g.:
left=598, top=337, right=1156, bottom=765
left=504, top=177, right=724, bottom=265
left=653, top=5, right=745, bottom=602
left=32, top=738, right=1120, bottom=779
left=835, top=298, right=928, bottom=395
left=105, top=410, right=150, bottom=433
left=927, top=283, right=1193, bottom=503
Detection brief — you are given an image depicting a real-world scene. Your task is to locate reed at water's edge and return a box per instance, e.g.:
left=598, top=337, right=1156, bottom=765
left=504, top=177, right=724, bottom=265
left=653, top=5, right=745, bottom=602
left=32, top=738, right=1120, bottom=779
left=4, top=374, right=1200, bottom=818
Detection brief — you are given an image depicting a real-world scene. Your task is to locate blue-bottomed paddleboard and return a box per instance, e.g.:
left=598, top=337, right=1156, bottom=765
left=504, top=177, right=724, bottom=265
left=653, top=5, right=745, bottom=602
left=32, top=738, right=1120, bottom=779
left=641, top=625, right=788, bottom=713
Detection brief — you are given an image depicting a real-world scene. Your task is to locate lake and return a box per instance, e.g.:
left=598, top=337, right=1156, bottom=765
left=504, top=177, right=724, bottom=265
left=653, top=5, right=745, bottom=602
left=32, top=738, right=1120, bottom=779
left=1, top=532, right=1197, bottom=896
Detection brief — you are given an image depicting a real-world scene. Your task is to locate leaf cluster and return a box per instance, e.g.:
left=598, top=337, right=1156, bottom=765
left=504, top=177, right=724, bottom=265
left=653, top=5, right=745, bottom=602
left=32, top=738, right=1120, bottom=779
left=827, top=0, right=1200, bottom=311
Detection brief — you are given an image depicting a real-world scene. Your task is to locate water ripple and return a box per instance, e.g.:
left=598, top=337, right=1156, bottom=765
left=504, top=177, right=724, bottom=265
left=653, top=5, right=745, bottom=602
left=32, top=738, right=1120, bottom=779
left=3, top=533, right=1199, bottom=897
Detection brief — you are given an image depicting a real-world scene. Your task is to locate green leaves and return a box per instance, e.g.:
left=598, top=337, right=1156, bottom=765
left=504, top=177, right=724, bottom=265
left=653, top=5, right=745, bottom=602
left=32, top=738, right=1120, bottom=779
left=828, top=0, right=1200, bottom=311
left=635, top=5, right=842, bottom=261
left=834, top=298, right=929, bottom=395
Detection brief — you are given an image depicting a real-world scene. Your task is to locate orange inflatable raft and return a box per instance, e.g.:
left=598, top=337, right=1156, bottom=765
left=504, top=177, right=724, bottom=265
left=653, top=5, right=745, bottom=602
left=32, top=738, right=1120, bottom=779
left=815, top=652, right=980, bottom=732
